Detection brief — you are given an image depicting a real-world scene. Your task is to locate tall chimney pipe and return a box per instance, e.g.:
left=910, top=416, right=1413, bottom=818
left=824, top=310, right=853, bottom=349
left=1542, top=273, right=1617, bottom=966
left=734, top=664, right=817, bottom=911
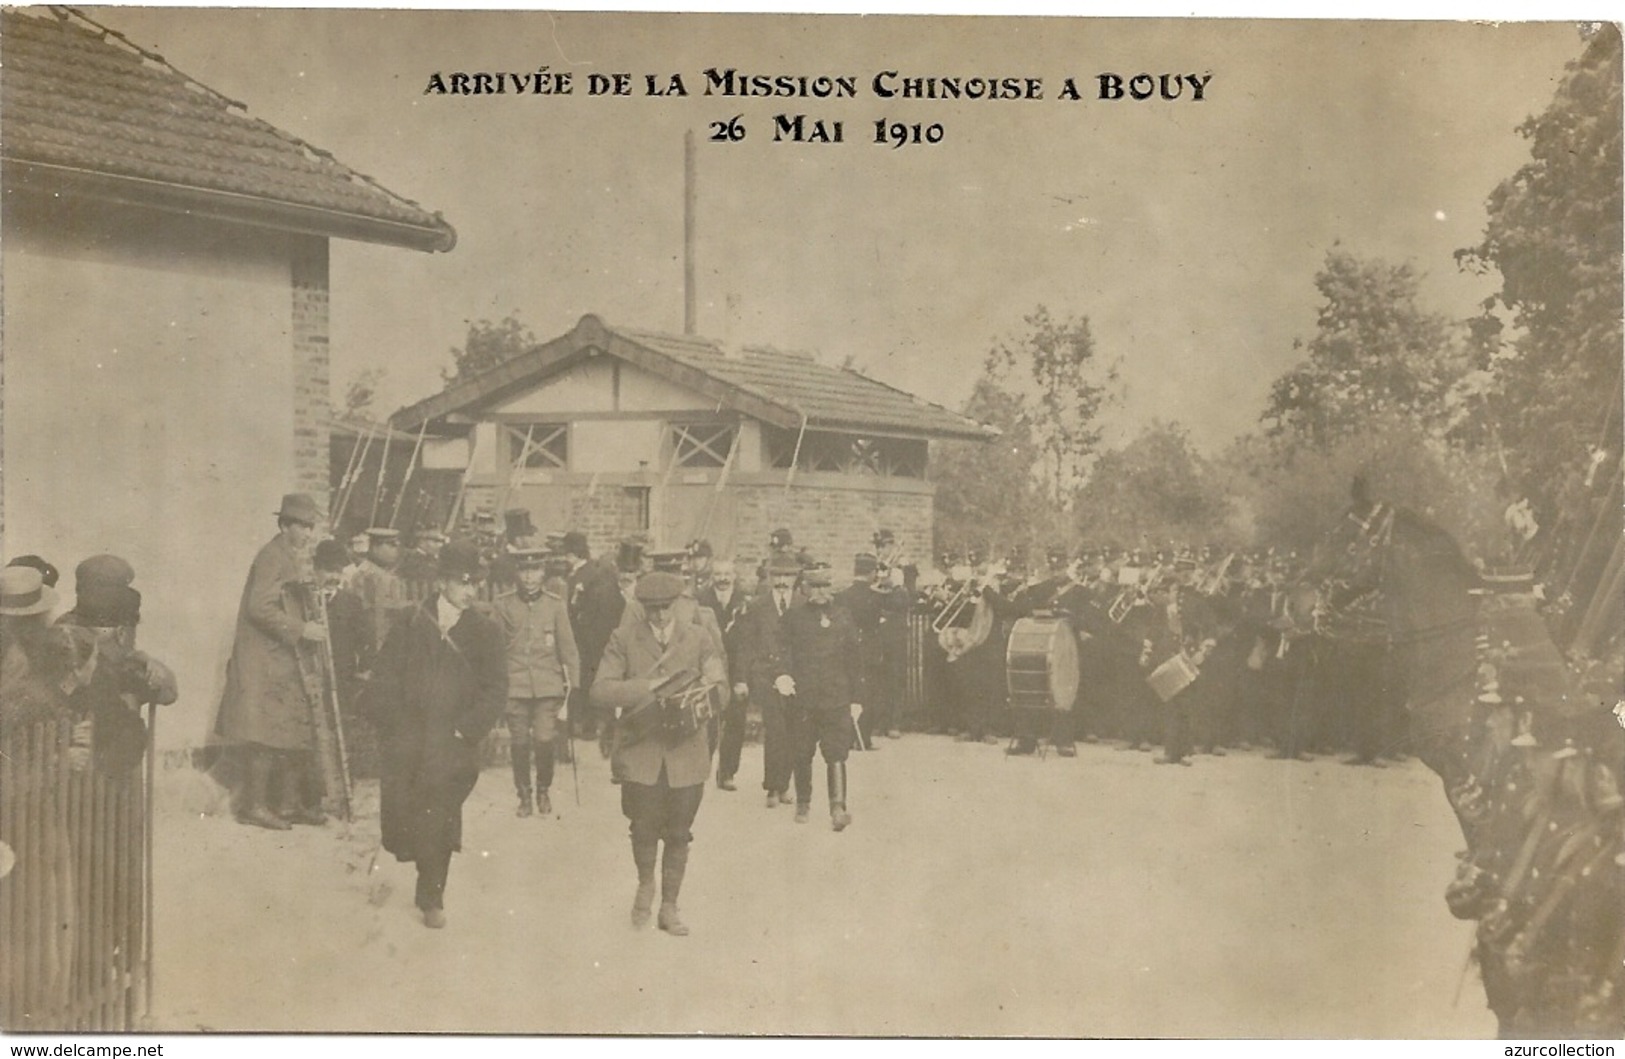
left=684, top=129, right=697, bottom=336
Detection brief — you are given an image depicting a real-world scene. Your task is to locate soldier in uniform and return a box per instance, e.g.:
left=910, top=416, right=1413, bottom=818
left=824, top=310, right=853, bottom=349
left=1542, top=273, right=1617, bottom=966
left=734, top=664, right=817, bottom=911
left=696, top=558, right=751, bottom=789
left=782, top=563, right=862, bottom=830
left=216, top=494, right=329, bottom=829
left=351, top=527, right=409, bottom=657
left=494, top=547, right=580, bottom=817
left=591, top=571, right=725, bottom=935
left=739, top=552, right=801, bottom=806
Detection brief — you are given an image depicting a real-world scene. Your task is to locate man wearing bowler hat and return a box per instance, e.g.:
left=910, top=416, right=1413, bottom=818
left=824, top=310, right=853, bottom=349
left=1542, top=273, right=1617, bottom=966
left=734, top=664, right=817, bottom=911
left=216, top=494, right=329, bottom=830
left=368, top=539, right=507, bottom=928
left=591, top=571, right=724, bottom=935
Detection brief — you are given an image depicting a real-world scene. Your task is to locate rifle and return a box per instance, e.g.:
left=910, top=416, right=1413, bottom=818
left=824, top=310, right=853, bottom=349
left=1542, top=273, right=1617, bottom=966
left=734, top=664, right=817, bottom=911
left=288, top=580, right=354, bottom=821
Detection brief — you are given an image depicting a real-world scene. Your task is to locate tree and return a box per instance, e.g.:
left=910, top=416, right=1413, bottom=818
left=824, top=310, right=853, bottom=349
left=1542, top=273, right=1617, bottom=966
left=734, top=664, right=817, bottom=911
left=443, top=314, right=537, bottom=385
left=1457, top=25, right=1622, bottom=496
left=933, top=375, right=1062, bottom=561
left=985, top=307, right=1117, bottom=506
left=1223, top=414, right=1504, bottom=559
left=1074, top=421, right=1234, bottom=548
left=1262, top=247, right=1469, bottom=447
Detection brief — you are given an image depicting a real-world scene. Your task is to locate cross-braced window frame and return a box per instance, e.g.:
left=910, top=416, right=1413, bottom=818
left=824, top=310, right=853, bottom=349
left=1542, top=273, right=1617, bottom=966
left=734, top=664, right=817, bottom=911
left=504, top=423, right=569, bottom=470
left=670, top=422, right=737, bottom=469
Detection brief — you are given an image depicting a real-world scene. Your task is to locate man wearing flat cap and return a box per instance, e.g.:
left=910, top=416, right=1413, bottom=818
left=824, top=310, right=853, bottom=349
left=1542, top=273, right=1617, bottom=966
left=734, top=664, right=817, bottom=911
left=591, top=571, right=724, bottom=936
left=216, top=494, right=329, bottom=830
left=494, top=547, right=580, bottom=818
left=367, top=540, right=507, bottom=929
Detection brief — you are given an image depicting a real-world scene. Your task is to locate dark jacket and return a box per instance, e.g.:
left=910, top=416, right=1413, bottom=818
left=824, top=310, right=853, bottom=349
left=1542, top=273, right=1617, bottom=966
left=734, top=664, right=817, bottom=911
left=784, top=602, right=863, bottom=711
left=567, top=557, right=625, bottom=682
left=367, top=596, right=507, bottom=863
left=695, top=583, right=751, bottom=683
left=738, top=590, right=798, bottom=695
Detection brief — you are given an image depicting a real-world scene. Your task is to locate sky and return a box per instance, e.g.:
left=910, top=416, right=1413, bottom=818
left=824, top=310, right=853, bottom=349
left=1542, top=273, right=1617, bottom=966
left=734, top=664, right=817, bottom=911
left=82, top=8, right=1592, bottom=453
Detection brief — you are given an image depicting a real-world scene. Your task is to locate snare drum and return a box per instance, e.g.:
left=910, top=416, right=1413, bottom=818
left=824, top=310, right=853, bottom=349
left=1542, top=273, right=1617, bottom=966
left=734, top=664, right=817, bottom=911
left=1147, top=652, right=1200, bottom=702
left=1005, top=615, right=1080, bottom=712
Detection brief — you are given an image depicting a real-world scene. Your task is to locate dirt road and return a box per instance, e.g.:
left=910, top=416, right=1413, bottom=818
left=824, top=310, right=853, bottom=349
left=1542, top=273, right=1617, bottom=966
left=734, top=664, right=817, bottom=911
left=151, top=736, right=1491, bottom=1037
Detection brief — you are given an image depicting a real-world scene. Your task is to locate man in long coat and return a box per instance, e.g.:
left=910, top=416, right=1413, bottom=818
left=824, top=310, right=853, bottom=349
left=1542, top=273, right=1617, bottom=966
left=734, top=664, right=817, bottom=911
left=591, top=571, right=724, bottom=936
left=367, top=540, right=507, bottom=928
left=216, top=493, right=328, bottom=829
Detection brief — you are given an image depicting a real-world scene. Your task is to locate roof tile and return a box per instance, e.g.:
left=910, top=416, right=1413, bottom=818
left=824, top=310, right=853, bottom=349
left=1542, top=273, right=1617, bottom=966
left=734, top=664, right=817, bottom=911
left=1, top=9, right=452, bottom=243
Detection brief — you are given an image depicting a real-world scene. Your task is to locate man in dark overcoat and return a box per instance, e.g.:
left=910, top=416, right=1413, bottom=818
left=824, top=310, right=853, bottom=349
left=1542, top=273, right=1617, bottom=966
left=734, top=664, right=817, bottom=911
left=833, top=552, right=899, bottom=751
left=367, top=540, right=507, bottom=929
left=564, top=530, right=624, bottom=741
left=215, top=493, right=328, bottom=830
left=737, top=553, right=801, bottom=806
left=591, top=571, right=724, bottom=936
left=783, top=564, right=863, bottom=830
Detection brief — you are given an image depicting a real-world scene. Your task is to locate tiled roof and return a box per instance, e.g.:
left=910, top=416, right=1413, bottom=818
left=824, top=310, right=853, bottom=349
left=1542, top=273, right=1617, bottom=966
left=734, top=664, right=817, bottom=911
left=392, top=314, right=994, bottom=442
left=1, top=7, right=455, bottom=251
left=619, top=326, right=991, bottom=440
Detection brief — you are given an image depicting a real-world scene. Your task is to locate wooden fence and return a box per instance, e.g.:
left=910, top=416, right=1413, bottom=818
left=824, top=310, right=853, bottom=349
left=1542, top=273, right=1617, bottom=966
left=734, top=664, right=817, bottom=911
left=0, top=713, right=152, bottom=1032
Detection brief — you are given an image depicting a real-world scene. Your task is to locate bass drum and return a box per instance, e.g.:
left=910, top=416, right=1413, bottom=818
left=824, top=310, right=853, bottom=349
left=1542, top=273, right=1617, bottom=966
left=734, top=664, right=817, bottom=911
left=1005, top=615, right=1080, bottom=712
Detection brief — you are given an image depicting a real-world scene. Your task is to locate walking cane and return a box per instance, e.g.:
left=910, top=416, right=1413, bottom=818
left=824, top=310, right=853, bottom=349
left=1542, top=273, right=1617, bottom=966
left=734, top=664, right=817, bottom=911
left=563, top=677, right=580, bottom=806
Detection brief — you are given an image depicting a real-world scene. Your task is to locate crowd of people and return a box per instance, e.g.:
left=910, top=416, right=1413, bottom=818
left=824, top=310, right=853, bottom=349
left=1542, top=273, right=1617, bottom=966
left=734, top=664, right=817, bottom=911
left=5, top=489, right=1415, bottom=941
left=916, top=542, right=1410, bottom=770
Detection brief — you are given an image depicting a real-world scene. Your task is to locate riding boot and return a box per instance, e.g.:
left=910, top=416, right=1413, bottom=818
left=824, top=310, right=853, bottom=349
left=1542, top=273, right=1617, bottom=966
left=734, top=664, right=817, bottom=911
left=511, top=739, right=534, bottom=816
left=238, top=747, right=290, bottom=830
left=277, top=754, right=326, bottom=825
left=534, top=739, right=556, bottom=814
left=630, top=836, right=659, bottom=928
left=658, top=842, right=690, bottom=936
left=828, top=761, right=851, bottom=832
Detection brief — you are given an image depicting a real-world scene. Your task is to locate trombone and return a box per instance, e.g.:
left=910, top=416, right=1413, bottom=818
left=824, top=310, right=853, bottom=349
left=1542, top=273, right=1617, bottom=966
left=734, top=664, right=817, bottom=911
left=931, top=576, right=981, bottom=632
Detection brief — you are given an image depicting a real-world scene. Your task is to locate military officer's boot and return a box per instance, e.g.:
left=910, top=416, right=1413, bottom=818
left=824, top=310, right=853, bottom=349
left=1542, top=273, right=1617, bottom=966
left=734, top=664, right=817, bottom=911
left=828, top=761, right=851, bottom=832
left=657, top=842, right=691, bottom=936
left=238, top=747, right=291, bottom=831
left=630, top=836, right=659, bottom=928
left=512, top=738, right=534, bottom=817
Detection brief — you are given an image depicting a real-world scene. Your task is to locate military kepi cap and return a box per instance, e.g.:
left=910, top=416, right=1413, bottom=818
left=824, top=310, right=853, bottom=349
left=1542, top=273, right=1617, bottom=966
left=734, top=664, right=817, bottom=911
left=634, top=571, right=685, bottom=605
left=366, top=527, right=400, bottom=543
left=801, top=562, right=834, bottom=588
left=511, top=547, right=550, bottom=568
left=766, top=553, right=801, bottom=576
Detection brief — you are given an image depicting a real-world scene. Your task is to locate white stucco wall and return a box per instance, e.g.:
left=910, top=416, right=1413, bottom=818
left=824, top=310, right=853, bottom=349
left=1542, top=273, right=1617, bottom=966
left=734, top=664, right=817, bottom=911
left=3, top=204, right=298, bottom=748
